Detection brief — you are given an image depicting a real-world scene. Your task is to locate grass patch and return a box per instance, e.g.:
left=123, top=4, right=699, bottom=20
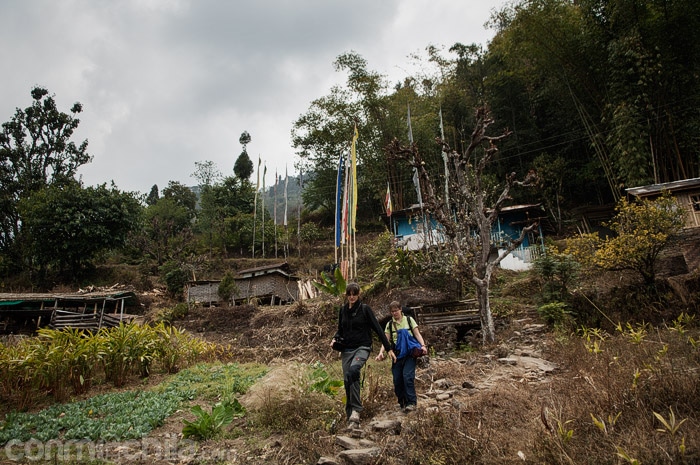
left=0, top=362, right=267, bottom=445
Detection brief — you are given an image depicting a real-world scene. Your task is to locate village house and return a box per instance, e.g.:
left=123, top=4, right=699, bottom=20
left=626, top=177, right=700, bottom=274
left=186, top=262, right=317, bottom=307
left=387, top=203, right=546, bottom=271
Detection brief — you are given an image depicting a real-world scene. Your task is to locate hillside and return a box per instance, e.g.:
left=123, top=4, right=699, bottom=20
left=1, top=243, right=699, bottom=464
left=152, top=268, right=700, bottom=464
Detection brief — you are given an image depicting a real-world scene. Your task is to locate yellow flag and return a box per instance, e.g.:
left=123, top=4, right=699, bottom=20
left=351, top=125, right=358, bottom=232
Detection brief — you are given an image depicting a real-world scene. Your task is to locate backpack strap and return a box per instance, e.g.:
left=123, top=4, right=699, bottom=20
left=389, top=315, right=415, bottom=342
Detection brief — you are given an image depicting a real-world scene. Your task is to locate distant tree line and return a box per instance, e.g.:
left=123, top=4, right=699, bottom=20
left=0, top=90, right=302, bottom=289
left=2, top=0, right=697, bottom=290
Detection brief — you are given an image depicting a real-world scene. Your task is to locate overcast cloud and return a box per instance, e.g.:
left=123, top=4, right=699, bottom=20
left=0, top=0, right=506, bottom=195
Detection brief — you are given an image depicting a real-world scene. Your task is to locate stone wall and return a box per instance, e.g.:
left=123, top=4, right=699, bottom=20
left=658, top=228, right=700, bottom=277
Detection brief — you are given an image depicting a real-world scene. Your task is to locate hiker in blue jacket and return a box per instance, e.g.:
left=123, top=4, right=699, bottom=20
left=330, top=282, right=395, bottom=427
left=376, top=300, right=428, bottom=412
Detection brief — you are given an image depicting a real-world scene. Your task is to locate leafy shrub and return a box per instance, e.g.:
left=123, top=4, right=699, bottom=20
left=532, top=251, right=580, bottom=304
left=299, top=222, right=329, bottom=242
left=160, top=260, right=189, bottom=299
left=537, top=301, right=571, bottom=326
left=373, top=248, right=425, bottom=288
left=305, top=362, right=343, bottom=396
left=0, top=339, right=38, bottom=410
left=218, top=271, right=239, bottom=303
left=101, top=323, right=156, bottom=386
left=182, top=402, right=242, bottom=440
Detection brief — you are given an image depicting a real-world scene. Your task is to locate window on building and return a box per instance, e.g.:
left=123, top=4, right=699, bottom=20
left=692, top=195, right=700, bottom=212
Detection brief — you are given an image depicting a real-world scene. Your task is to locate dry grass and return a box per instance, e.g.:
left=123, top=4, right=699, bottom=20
left=528, top=325, right=700, bottom=464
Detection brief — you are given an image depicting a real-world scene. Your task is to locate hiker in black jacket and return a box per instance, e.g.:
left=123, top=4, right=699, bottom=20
left=331, top=282, right=395, bottom=427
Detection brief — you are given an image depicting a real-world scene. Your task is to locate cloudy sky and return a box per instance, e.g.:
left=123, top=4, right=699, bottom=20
left=0, top=0, right=508, bottom=195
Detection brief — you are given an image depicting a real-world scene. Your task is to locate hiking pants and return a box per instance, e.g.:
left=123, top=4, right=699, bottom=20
left=392, top=356, right=417, bottom=408
left=342, top=346, right=370, bottom=419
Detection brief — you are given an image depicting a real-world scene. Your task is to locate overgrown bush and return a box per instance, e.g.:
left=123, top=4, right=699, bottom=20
left=182, top=402, right=241, bottom=440
left=218, top=270, right=239, bottom=303
left=532, top=250, right=580, bottom=304
left=160, top=260, right=189, bottom=299
left=373, top=248, right=425, bottom=288
left=299, top=222, right=330, bottom=242
left=537, top=301, right=572, bottom=327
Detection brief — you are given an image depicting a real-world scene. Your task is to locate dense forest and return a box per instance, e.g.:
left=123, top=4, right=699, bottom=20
left=293, top=0, right=700, bottom=230
left=1, top=0, right=699, bottom=289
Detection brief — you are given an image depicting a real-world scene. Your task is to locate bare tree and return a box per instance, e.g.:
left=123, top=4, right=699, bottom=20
left=387, top=107, right=538, bottom=343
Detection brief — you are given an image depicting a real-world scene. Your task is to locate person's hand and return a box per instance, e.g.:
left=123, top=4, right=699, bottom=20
left=421, top=344, right=428, bottom=355
left=388, top=350, right=397, bottom=363
left=330, top=339, right=336, bottom=349
left=375, top=352, right=385, bottom=361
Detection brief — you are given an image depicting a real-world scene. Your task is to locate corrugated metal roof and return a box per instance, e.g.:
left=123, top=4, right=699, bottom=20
left=626, top=177, right=700, bottom=197
left=0, top=291, right=135, bottom=303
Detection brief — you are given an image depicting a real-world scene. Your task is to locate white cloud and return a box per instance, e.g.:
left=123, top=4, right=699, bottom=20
left=0, top=0, right=505, bottom=194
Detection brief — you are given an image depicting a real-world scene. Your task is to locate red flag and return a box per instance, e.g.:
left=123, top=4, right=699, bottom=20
left=385, top=182, right=393, bottom=217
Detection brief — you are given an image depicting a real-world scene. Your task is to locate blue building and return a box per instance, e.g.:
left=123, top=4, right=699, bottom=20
left=388, top=203, right=546, bottom=271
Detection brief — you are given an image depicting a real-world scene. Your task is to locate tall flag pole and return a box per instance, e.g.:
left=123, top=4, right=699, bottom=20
left=408, top=104, right=428, bottom=249
left=297, top=168, right=303, bottom=258
left=253, top=155, right=261, bottom=258
left=334, top=151, right=346, bottom=264
left=340, top=150, right=350, bottom=278
left=284, top=166, right=289, bottom=227
left=350, top=125, right=359, bottom=279
left=408, top=104, right=423, bottom=207
left=261, top=163, right=267, bottom=258
left=274, top=168, right=278, bottom=258
left=440, top=107, right=450, bottom=207
left=284, top=165, right=289, bottom=259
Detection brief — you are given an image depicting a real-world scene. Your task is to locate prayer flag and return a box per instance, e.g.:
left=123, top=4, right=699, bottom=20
left=351, top=124, right=358, bottom=232
left=385, top=182, right=392, bottom=217
left=335, top=152, right=345, bottom=248
left=284, top=165, right=288, bottom=226
left=408, top=104, right=423, bottom=207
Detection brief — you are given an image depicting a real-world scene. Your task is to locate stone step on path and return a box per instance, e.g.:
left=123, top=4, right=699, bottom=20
left=317, top=413, right=404, bottom=465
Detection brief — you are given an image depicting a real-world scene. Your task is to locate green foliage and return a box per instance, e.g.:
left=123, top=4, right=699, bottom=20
left=566, top=195, right=685, bottom=285
left=0, top=389, right=183, bottom=443
left=18, top=181, right=142, bottom=279
left=537, top=301, right=572, bottom=326
left=100, top=323, right=156, bottom=386
left=146, top=184, right=159, bottom=206
left=373, top=248, right=425, bottom=288
left=156, top=302, right=189, bottom=324
left=156, top=363, right=267, bottom=402
left=305, top=362, right=343, bottom=396
left=299, top=222, right=329, bottom=242
left=0, top=86, right=91, bottom=260
left=533, top=251, right=580, bottom=303
left=140, top=197, right=194, bottom=265
left=0, top=360, right=260, bottom=445
left=182, top=403, right=240, bottom=440
left=160, top=260, right=190, bottom=299
left=234, top=150, right=254, bottom=181
left=312, top=266, right=346, bottom=297
left=218, top=271, right=239, bottom=303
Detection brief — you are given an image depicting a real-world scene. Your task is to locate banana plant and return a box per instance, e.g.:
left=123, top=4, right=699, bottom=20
left=312, top=266, right=346, bottom=297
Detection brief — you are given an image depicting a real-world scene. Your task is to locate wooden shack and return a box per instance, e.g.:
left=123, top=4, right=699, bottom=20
left=0, top=289, right=136, bottom=334
left=186, top=262, right=316, bottom=307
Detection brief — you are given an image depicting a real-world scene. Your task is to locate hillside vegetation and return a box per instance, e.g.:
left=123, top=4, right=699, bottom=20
left=1, top=229, right=699, bottom=464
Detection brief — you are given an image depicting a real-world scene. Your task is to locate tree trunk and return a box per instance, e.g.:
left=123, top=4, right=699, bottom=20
left=475, top=277, right=495, bottom=343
